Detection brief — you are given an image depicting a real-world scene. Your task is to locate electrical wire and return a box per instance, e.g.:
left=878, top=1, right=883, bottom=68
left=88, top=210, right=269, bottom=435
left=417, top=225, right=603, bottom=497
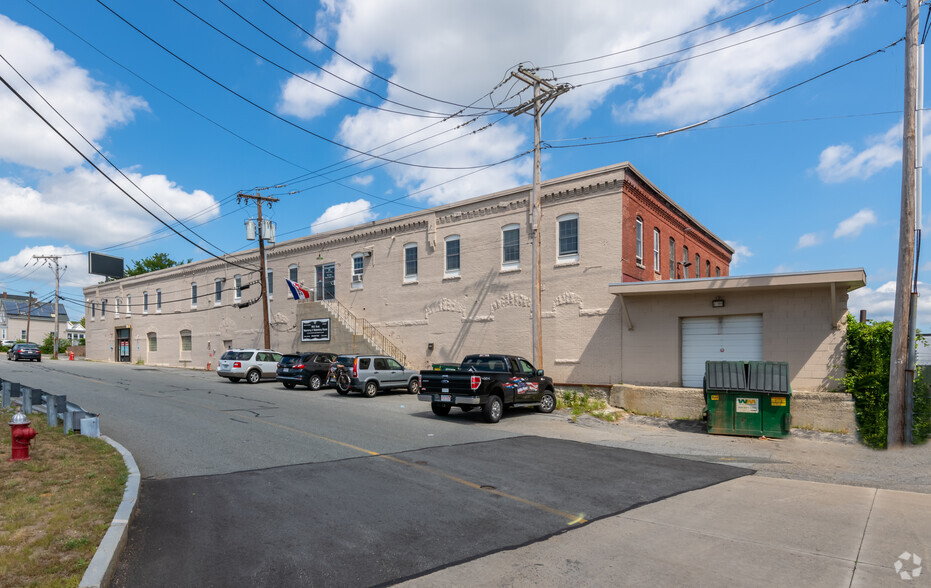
left=0, top=70, right=260, bottom=272
left=94, top=0, right=514, bottom=171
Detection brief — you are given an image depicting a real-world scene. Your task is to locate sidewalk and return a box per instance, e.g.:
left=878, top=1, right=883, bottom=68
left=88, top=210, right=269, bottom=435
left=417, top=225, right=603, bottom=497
left=396, top=414, right=931, bottom=587
left=400, top=475, right=930, bottom=587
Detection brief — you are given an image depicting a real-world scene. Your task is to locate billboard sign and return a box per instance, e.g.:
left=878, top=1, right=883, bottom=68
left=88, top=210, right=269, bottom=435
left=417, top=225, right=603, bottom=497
left=88, top=252, right=124, bottom=279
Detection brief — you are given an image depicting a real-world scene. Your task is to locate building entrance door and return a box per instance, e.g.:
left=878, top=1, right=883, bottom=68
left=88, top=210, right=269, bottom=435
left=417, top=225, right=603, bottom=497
left=116, top=328, right=131, bottom=363
left=315, top=263, right=335, bottom=301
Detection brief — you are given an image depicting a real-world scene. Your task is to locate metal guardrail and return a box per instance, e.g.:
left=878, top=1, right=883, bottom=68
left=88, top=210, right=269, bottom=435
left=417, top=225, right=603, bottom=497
left=1, top=379, right=100, bottom=435
left=321, top=298, right=408, bottom=366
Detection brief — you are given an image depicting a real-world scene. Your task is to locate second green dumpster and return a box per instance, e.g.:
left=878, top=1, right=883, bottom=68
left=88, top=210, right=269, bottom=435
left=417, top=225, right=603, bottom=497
left=704, top=360, right=791, bottom=438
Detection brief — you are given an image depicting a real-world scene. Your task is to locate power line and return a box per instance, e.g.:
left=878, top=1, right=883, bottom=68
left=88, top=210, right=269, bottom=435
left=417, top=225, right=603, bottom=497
left=0, top=70, right=259, bottom=272
left=94, top=0, right=514, bottom=172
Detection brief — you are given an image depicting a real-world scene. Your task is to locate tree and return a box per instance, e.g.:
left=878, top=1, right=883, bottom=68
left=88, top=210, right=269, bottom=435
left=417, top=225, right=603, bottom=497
left=125, top=252, right=191, bottom=277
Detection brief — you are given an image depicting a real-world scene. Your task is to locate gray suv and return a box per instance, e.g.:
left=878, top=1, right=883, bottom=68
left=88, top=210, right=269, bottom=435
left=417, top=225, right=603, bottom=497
left=332, top=354, right=420, bottom=397
left=218, top=349, right=282, bottom=383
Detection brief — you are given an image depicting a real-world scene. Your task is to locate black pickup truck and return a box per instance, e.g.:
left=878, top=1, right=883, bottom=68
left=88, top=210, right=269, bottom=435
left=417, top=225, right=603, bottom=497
left=418, top=354, right=556, bottom=423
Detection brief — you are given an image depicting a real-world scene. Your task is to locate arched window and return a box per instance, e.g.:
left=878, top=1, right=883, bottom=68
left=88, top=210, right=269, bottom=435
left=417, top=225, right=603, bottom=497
left=635, top=216, right=643, bottom=265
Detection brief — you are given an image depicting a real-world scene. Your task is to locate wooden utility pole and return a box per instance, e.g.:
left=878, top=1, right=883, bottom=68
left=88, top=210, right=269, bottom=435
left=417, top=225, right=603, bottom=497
left=25, top=290, right=34, bottom=342
left=888, top=0, right=920, bottom=448
left=237, top=190, right=279, bottom=350
left=507, top=67, right=569, bottom=368
left=34, top=255, right=63, bottom=359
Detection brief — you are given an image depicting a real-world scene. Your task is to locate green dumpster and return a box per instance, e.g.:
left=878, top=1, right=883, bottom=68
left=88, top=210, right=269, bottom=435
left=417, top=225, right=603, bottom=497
left=704, top=360, right=791, bottom=438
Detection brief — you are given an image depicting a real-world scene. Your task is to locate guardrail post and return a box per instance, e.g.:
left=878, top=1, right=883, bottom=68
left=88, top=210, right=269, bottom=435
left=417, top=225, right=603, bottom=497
left=80, top=415, right=100, bottom=438
left=63, top=410, right=76, bottom=434
left=1, top=381, right=11, bottom=408
left=46, top=394, right=59, bottom=427
left=22, top=386, right=33, bottom=413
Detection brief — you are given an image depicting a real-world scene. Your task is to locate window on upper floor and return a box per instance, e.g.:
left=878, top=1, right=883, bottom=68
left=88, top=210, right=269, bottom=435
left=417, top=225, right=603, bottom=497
left=267, top=269, right=274, bottom=299
left=352, top=253, right=364, bottom=288
left=502, top=224, right=520, bottom=269
left=156, top=289, right=162, bottom=312
left=445, top=235, right=460, bottom=277
left=635, top=216, right=643, bottom=266
left=653, top=228, right=661, bottom=273
left=668, top=238, right=676, bottom=279
left=234, top=275, right=242, bottom=301
left=682, top=246, right=690, bottom=278
left=91, top=301, right=96, bottom=320
left=143, top=291, right=148, bottom=314
left=101, top=299, right=107, bottom=317
left=289, top=264, right=298, bottom=282
left=191, top=283, right=197, bottom=309
left=126, top=294, right=132, bottom=316
left=706, top=260, right=711, bottom=279
left=115, top=297, right=120, bottom=318
left=716, top=266, right=721, bottom=277
left=558, top=214, right=579, bottom=263
left=695, top=254, right=701, bottom=278
left=215, top=279, right=222, bottom=305
left=404, top=243, right=418, bottom=283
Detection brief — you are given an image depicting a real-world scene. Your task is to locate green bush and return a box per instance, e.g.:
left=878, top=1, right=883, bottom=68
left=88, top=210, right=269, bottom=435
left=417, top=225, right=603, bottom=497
left=844, top=315, right=930, bottom=448
left=39, top=332, right=69, bottom=355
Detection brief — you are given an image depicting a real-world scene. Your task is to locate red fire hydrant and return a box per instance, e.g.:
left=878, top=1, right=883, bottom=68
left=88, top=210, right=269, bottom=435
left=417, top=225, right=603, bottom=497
left=9, top=411, right=37, bottom=462
left=69, top=350, right=74, bottom=361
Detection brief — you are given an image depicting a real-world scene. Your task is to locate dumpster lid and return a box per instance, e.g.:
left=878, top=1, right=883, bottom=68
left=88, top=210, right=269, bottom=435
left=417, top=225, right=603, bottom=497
left=704, top=361, right=746, bottom=391
left=704, top=361, right=791, bottom=394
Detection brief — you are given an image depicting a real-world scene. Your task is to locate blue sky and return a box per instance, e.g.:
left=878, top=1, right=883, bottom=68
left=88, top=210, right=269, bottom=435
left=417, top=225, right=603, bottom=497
left=0, top=0, right=926, bottom=331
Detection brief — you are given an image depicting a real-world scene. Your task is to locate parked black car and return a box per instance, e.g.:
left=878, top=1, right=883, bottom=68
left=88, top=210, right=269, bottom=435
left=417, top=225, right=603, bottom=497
left=7, top=343, right=41, bottom=362
left=277, top=352, right=339, bottom=390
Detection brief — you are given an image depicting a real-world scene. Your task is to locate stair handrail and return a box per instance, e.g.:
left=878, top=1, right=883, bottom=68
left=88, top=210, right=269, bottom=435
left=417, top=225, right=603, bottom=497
left=320, top=298, right=407, bottom=366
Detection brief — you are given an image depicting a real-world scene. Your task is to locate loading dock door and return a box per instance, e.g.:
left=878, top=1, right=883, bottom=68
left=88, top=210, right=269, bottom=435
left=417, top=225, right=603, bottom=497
left=681, top=315, right=762, bottom=387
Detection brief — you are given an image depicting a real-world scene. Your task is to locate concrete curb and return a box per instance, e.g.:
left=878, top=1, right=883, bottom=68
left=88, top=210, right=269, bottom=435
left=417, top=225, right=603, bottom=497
left=79, top=436, right=140, bottom=588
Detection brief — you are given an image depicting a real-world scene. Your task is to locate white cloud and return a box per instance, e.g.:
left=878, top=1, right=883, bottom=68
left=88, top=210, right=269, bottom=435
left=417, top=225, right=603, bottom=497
left=310, top=199, right=377, bottom=233
left=816, top=125, right=902, bottom=183
left=277, top=57, right=371, bottom=120
left=0, top=244, right=97, bottom=291
left=623, top=5, right=862, bottom=125
left=0, top=14, right=147, bottom=172
left=0, top=169, right=220, bottom=248
left=834, top=208, right=876, bottom=239
left=295, top=0, right=757, bottom=203
left=795, top=232, right=820, bottom=249
left=845, top=280, right=931, bottom=327
left=725, top=240, right=751, bottom=267
left=351, top=174, right=374, bottom=187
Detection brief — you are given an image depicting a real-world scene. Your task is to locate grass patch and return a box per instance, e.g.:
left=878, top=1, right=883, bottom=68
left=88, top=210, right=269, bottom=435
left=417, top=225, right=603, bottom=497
left=557, top=389, right=619, bottom=422
left=0, top=407, right=126, bottom=587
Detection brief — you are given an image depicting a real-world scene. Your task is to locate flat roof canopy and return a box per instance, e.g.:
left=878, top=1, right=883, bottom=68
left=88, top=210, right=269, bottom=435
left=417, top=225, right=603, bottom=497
left=609, top=268, right=866, bottom=297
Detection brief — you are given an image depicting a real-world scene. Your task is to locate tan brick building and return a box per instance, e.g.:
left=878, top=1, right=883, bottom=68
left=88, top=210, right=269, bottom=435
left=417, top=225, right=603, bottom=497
left=82, top=162, right=863, bottom=391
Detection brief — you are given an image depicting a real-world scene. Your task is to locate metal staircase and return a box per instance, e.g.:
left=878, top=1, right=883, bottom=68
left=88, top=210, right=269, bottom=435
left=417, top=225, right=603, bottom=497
left=319, top=298, right=408, bottom=366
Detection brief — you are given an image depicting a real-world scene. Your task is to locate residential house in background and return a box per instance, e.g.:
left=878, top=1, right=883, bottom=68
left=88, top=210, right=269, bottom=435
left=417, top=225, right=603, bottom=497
left=0, top=292, right=69, bottom=343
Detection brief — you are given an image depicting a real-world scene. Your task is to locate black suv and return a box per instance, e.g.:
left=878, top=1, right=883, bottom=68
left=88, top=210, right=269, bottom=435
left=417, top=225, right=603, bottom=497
left=277, top=352, right=338, bottom=390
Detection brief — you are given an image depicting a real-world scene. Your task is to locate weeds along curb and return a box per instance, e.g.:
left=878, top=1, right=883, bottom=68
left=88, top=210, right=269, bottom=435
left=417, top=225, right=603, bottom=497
left=79, top=436, right=140, bottom=588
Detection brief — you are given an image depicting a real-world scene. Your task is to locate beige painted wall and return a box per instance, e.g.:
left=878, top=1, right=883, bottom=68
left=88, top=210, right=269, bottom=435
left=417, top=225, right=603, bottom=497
left=619, top=286, right=849, bottom=392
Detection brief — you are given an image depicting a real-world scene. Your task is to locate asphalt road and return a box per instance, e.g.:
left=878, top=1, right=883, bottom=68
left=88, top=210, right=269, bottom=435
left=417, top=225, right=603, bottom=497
left=1, top=359, right=750, bottom=586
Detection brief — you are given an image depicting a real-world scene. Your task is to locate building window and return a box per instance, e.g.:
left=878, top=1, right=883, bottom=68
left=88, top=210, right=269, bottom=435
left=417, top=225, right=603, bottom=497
left=126, top=295, right=132, bottom=316
left=215, top=279, right=222, bottom=305
left=653, top=228, right=660, bottom=272
left=668, top=238, right=676, bottom=279
left=695, top=254, right=701, bottom=278
left=267, top=270, right=274, bottom=299
left=445, top=235, right=460, bottom=277
left=91, top=301, right=96, bottom=320
left=234, top=275, right=242, bottom=301
left=180, top=330, right=192, bottom=352
left=21, top=330, right=27, bottom=340
left=156, top=289, right=162, bottom=312
left=352, top=253, right=364, bottom=288
left=682, top=246, right=689, bottom=278
left=148, top=332, right=157, bottom=352
left=101, top=299, right=106, bottom=317
left=404, top=243, right=418, bottom=282
left=716, top=266, right=721, bottom=277
left=635, top=216, right=643, bottom=265
left=143, top=292, right=148, bottom=314
left=502, top=224, right=520, bottom=269
left=115, top=297, right=120, bottom=318
left=706, top=260, right=711, bottom=278
left=289, top=264, right=298, bottom=282
left=191, top=283, right=197, bottom=309
left=558, top=214, right=579, bottom=262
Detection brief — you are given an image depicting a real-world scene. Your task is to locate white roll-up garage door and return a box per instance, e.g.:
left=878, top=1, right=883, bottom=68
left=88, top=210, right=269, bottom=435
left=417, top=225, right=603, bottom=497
left=681, top=315, right=763, bottom=387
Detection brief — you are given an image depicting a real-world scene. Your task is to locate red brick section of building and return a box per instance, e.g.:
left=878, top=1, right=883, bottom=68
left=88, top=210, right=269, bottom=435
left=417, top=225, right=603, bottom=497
left=621, top=170, right=732, bottom=283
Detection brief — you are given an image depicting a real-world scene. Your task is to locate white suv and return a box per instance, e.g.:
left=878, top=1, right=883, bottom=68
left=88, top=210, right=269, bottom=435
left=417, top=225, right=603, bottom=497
left=218, top=349, right=282, bottom=384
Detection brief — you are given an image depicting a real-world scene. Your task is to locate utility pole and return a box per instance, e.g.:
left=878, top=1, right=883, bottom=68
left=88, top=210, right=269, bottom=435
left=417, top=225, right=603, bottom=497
left=507, top=67, right=569, bottom=368
left=34, top=255, right=63, bottom=359
left=25, top=290, right=34, bottom=343
left=237, top=190, right=279, bottom=350
left=888, top=0, right=920, bottom=449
